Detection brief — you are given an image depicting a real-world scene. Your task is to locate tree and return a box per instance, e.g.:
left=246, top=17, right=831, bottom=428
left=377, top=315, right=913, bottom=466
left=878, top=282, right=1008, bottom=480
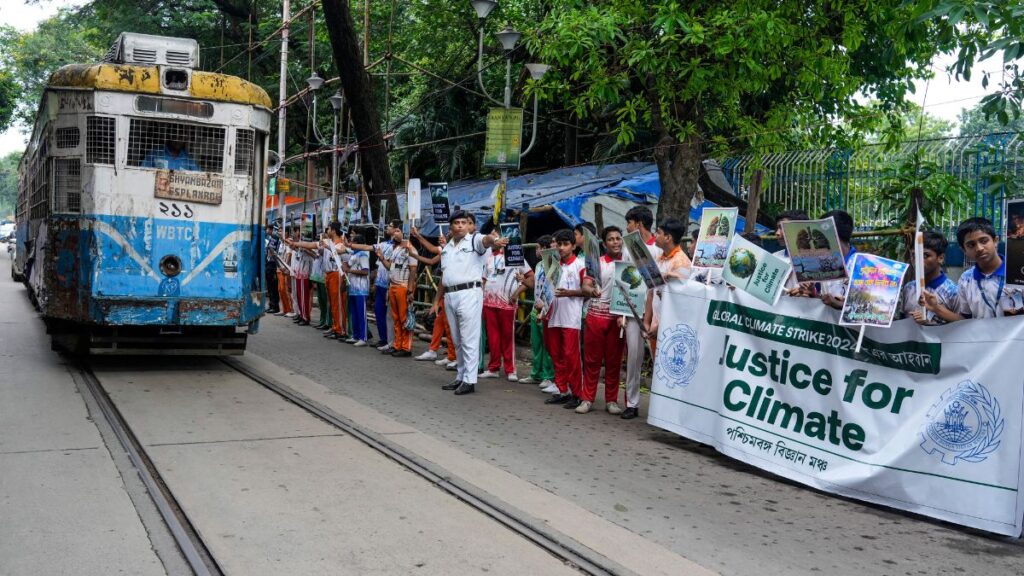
left=921, top=0, right=1024, bottom=126
left=320, top=0, right=397, bottom=218
left=532, top=1, right=960, bottom=229
left=0, top=70, right=16, bottom=133
left=0, top=152, right=21, bottom=219
left=958, top=101, right=1024, bottom=137
left=0, top=13, right=105, bottom=130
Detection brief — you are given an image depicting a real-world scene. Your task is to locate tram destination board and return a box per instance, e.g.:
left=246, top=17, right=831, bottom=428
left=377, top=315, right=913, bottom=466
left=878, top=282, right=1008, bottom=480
left=155, top=170, right=224, bottom=205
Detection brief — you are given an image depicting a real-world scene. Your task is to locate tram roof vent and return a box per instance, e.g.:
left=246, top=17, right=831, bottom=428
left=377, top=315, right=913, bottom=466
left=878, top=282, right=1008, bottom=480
left=104, top=33, right=199, bottom=69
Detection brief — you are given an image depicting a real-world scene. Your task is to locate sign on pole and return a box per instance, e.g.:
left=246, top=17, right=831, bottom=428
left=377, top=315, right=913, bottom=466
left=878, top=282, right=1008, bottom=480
left=430, top=182, right=450, bottom=223
left=407, top=178, right=422, bottom=222
left=483, top=108, right=524, bottom=169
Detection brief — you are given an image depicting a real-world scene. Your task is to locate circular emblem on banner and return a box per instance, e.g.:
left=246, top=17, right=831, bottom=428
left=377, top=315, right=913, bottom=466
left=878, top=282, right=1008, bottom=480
left=655, top=324, right=700, bottom=388
left=920, top=380, right=1003, bottom=465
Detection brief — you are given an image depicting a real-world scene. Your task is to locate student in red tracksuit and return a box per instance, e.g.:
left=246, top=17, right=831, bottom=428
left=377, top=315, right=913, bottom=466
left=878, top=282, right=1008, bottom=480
left=542, top=229, right=589, bottom=409
left=578, top=226, right=626, bottom=414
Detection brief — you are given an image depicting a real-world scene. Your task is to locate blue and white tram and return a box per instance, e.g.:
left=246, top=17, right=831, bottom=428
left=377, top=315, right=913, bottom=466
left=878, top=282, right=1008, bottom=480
left=12, top=33, right=272, bottom=354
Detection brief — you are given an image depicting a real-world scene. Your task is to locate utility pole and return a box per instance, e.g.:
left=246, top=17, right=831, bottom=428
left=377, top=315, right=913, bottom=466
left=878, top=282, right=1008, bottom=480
left=277, top=0, right=290, bottom=232
left=305, top=8, right=315, bottom=220
left=363, top=0, right=370, bottom=67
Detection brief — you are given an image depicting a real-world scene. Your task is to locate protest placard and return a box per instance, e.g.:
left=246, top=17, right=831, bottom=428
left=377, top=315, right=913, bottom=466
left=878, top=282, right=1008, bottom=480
left=500, top=223, right=525, bottom=266
left=721, top=234, right=793, bottom=305
left=583, top=227, right=602, bottom=281
left=407, top=179, right=422, bottom=222
left=541, top=248, right=562, bottom=289
left=693, top=207, right=738, bottom=268
left=623, top=231, right=665, bottom=288
left=611, top=261, right=648, bottom=318
left=430, top=182, right=450, bottom=223
left=840, top=253, right=909, bottom=328
left=1007, top=198, right=1024, bottom=287
left=781, top=217, right=848, bottom=283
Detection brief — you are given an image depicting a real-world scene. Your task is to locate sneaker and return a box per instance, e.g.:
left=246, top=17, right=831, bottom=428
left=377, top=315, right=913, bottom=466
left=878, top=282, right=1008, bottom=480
left=621, top=407, right=639, bottom=420
left=606, top=402, right=623, bottom=415
left=345, top=338, right=358, bottom=344
left=415, top=350, right=438, bottom=361
left=563, top=397, right=583, bottom=410
left=285, top=312, right=296, bottom=318
left=507, top=373, right=519, bottom=382
left=379, top=345, right=394, bottom=354
left=541, top=384, right=560, bottom=394
left=391, top=350, right=412, bottom=358
left=446, top=360, right=458, bottom=371
left=519, top=377, right=538, bottom=385
left=376, top=342, right=392, bottom=351
left=478, top=370, right=499, bottom=379
left=353, top=340, right=367, bottom=347
left=374, top=340, right=388, bottom=348
left=575, top=400, right=593, bottom=414
left=434, top=358, right=450, bottom=366
left=539, top=379, right=554, bottom=389
left=545, top=393, right=572, bottom=405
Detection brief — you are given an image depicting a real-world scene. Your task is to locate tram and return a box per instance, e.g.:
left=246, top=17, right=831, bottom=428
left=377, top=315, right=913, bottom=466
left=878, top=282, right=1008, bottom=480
left=11, top=33, right=272, bottom=354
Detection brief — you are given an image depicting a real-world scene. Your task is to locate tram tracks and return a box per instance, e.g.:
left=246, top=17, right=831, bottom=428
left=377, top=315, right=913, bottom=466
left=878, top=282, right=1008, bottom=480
left=74, top=362, right=223, bottom=576
left=74, top=354, right=627, bottom=576
left=220, top=357, right=627, bottom=576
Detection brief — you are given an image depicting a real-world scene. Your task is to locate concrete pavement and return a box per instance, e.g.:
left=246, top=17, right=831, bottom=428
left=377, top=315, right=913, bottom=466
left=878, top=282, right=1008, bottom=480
left=0, top=251, right=167, bottom=575
left=250, top=308, right=1024, bottom=576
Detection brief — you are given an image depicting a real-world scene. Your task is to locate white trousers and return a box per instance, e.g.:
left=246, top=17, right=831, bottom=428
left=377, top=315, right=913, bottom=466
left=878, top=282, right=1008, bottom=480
left=624, top=317, right=645, bottom=408
left=445, top=288, right=483, bottom=384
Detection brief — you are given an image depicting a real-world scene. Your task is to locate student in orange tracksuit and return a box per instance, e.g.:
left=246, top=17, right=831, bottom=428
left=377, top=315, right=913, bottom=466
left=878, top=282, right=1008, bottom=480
left=378, top=226, right=418, bottom=357
left=276, top=225, right=295, bottom=316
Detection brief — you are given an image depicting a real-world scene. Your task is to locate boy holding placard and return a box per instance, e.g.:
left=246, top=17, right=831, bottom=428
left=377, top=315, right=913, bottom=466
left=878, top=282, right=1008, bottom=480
left=543, top=230, right=589, bottom=408
left=900, top=230, right=958, bottom=325
left=578, top=226, right=627, bottom=415
left=923, top=217, right=1024, bottom=320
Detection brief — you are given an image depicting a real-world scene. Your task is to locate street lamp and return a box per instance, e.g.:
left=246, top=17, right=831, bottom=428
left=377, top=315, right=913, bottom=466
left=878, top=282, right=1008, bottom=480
left=328, top=91, right=344, bottom=221
left=471, top=1, right=549, bottom=225
left=471, top=0, right=497, bottom=20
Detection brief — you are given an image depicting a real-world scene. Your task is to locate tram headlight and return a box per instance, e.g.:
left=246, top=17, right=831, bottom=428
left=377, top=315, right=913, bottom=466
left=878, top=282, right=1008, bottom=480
left=159, top=255, right=182, bottom=278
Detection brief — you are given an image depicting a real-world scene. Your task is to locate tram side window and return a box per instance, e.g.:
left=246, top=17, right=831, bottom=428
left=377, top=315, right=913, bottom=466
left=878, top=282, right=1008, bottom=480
left=86, top=116, right=116, bottom=165
left=53, top=158, right=82, bottom=214
left=127, top=119, right=225, bottom=173
left=235, top=129, right=254, bottom=175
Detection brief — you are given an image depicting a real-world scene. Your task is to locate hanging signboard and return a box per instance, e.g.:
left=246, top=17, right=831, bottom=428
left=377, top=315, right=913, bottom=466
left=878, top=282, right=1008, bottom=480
left=483, top=107, right=524, bottom=169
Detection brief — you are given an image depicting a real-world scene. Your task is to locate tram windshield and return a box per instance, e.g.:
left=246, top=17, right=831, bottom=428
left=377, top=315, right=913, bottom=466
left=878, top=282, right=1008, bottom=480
left=127, top=118, right=225, bottom=173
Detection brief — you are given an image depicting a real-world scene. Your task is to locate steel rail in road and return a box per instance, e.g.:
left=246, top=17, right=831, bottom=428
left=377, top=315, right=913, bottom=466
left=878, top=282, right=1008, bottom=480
left=221, top=357, right=631, bottom=576
left=75, top=363, right=222, bottom=576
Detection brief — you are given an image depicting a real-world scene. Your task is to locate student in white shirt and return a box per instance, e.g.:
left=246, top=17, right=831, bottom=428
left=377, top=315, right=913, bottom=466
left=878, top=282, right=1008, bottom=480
left=924, top=217, right=1024, bottom=320
left=479, top=234, right=532, bottom=381
left=542, top=229, right=589, bottom=408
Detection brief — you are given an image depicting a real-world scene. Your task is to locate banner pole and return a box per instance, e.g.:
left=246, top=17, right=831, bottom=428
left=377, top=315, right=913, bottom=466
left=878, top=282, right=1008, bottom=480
left=854, top=325, right=866, bottom=353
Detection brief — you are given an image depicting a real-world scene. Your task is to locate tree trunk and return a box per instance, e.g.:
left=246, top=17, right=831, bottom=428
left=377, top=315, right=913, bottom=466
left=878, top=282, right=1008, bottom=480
left=654, top=133, right=702, bottom=231
left=320, top=0, right=398, bottom=221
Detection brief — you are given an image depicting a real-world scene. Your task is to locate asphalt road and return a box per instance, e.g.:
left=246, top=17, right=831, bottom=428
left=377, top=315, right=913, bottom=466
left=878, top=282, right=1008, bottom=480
left=250, top=313, right=1024, bottom=576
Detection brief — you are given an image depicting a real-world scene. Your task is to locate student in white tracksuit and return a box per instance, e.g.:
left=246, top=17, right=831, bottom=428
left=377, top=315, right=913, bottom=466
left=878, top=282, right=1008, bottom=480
left=621, top=206, right=662, bottom=420
left=438, top=211, right=508, bottom=396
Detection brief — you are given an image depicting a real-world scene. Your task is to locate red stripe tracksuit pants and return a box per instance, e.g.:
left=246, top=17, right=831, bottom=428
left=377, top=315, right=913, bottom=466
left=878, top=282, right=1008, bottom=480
left=582, top=313, right=625, bottom=403
left=544, top=323, right=582, bottom=397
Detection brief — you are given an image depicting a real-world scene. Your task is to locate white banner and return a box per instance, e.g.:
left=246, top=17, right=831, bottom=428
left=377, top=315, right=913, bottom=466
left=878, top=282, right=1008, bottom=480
left=649, top=282, right=1024, bottom=535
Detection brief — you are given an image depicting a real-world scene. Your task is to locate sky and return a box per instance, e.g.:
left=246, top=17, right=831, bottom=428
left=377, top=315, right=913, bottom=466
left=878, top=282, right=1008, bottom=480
left=0, top=1, right=1010, bottom=158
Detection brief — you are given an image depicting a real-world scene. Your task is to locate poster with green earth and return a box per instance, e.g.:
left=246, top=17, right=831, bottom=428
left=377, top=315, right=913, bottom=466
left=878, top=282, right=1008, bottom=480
left=611, top=261, right=648, bottom=317
left=722, top=234, right=793, bottom=305
left=693, top=207, right=739, bottom=268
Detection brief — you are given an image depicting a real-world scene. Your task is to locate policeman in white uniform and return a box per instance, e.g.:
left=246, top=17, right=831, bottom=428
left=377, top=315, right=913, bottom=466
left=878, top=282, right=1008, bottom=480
left=438, top=211, right=507, bottom=395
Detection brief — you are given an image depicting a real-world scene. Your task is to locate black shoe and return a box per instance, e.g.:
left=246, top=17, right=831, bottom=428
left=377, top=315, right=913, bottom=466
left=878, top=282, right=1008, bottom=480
left=453, top=382, right=475, bottom=395
left=621, top=407, right=639, bottom=420
left=267, top=308, right=280, bottom=314
left=314, top=323, right=328, bottom=330
left=545, top=393, right=571, bottom=405
left=442, top=380, right=462, bottom=391
left=563, top=397, right=582, bottom=409
left=293, top=317, right=303, bottom=323
left=375, top=340, right=387, bottom=348
left=391, top=350, right=412, bottom=358
left=297, top=319, right=310, bottom=326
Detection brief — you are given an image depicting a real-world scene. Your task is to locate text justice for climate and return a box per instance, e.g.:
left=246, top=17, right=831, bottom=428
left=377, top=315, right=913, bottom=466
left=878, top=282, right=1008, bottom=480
left=717, top=336, right=917, bottom=452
